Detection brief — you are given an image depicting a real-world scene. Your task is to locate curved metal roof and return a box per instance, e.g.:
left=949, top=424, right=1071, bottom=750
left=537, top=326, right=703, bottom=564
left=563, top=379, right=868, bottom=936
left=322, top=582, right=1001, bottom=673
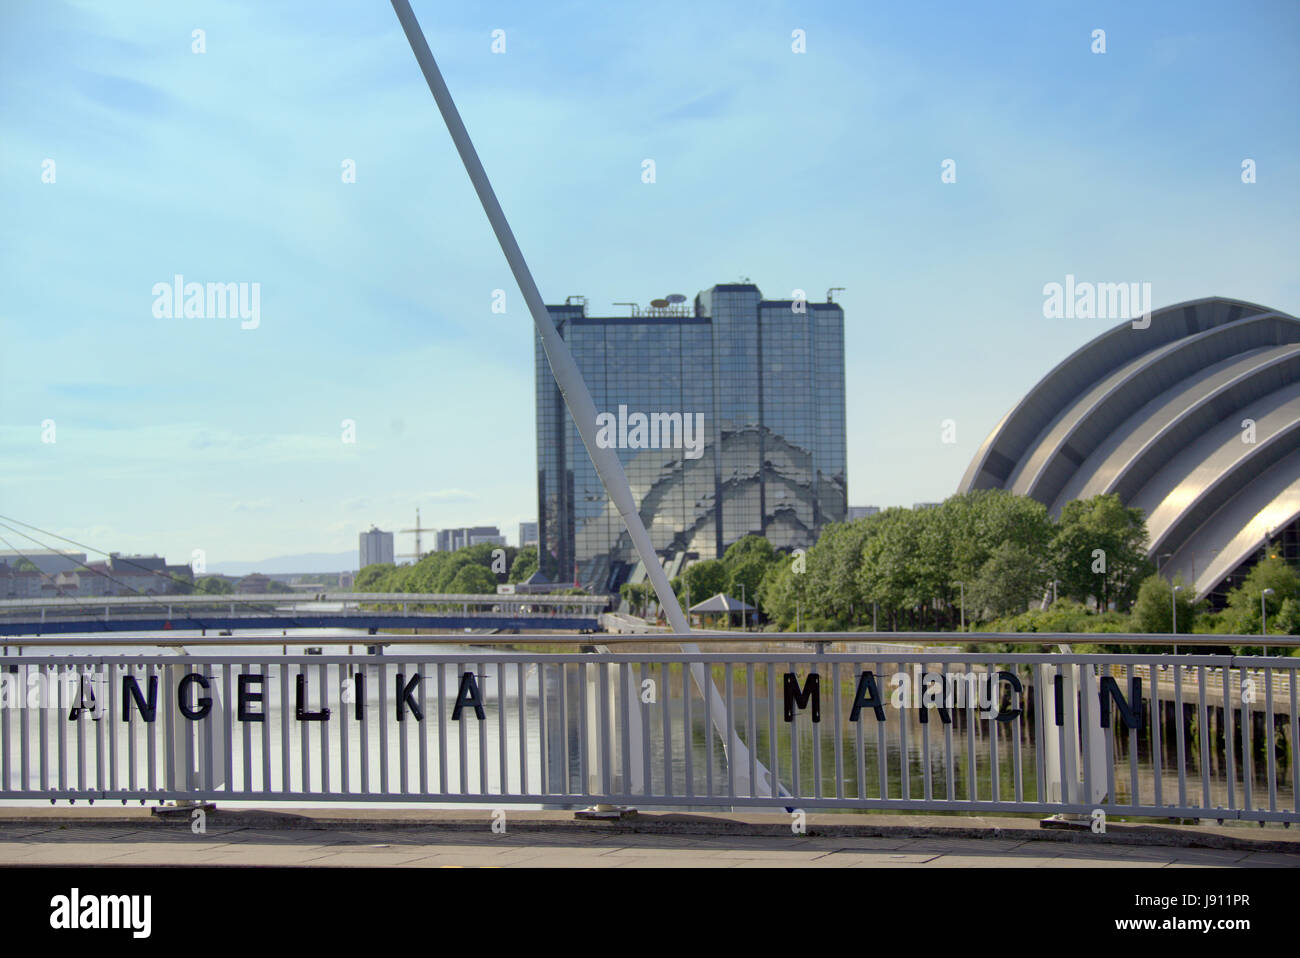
left=958, top=298, right=1300, bottom=599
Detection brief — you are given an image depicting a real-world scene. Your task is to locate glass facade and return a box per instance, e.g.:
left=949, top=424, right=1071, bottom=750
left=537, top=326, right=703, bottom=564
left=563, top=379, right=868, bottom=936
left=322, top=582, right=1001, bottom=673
left=536, top=283, right=847, bottom=592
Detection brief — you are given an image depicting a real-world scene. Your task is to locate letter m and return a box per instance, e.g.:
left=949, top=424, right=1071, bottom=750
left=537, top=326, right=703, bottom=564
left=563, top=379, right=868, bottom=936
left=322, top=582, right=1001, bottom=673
left=101, top=895, right=129, bottom=929
left=1096, top=282, right=1128, bottom=319
left=784, top=672, right=820, bottom=723
left=206, top=282, right=239, bottom=318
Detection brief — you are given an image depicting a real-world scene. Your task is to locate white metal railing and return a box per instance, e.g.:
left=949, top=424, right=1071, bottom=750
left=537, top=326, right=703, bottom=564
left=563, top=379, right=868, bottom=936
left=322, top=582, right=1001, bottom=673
left=0, top=644, right=1294, bottom=822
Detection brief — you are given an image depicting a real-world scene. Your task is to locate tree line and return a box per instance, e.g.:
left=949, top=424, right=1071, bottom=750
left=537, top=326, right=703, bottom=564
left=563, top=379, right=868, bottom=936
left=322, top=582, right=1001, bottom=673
left=622, top=490, right=1300, bottom=642
left=354, top=543, right=584, bottom=595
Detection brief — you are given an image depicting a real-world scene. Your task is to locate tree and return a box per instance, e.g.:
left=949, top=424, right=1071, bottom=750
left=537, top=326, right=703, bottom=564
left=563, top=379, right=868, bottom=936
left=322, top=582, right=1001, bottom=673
left=1130, top=574, right=1197, bottom=634
left=1051, top=494, right=1151, bottom=610
left=447, top=563, right=497, bottom=595
left=354, top=563, right=396, bottom=592
left=967, top=541, right=1045, bottom=620
left=727, top=558, right=768, bottom=613
left=508, top=546, right=538, bottom=584
left=266, top=580, right=294, bottom=593
left=683, top=559, right=729, bottom=606
left=12, top=558, right=38, bottom=572
left=722, top=535, right=776, bottom=568
left=857, top=508, right=934, bottom=630
left=619, top=581, right=654, bottom=618
left=804, top=520, right=872, bottom=627
left=758, top=557, right=805, bottom=630
left=196, top=576, right=234, bottom=595
left=1218, top=557, right=1300, bottom=636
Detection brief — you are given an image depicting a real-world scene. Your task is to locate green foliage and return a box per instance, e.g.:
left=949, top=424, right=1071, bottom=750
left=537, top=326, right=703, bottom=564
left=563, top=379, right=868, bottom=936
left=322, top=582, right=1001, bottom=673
left=507, top=546, right=538, bottom=584
left=12, top=558, right=39, bottom=572
left=354, top=563, right=396, bottom=592
left=758, top=557, right=805, bottom=629
left=966, top=541, right=1045, bottom=620
left=1218, top=557, right=1300, bottom=636
left=196, top=576, right=234, bottom=595
left=721, top=535, right=777, bottom=568
left=266, top=580, right=294, bottom=593
left=619, top=580, right=655, bottom=618
left=1129, top=574, right=1198, bottom=634
left=447, top=563, right=497, bottom=594
left=350, top=542, right=512, bottom=595
left=727, top=558, right=767, bottom=607
left=975, top=598, right=1129, bottom=636
left=682, top=559, right=729, bottom=606
left=1051, top=494, right=1151, bottom=610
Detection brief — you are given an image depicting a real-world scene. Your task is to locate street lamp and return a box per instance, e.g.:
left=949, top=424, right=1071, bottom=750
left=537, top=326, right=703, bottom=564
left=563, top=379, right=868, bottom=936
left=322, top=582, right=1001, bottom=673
left=1171, top=585, right=1183, bottom=657
left=1262, top=588, right=1275, bottom=657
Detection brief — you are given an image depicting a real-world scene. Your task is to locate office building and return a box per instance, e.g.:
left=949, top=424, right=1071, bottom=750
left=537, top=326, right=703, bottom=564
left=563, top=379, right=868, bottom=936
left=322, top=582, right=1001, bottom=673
left=436, top=526, right=505, bottom=552
left=518, top=521, right=539, bottom=548
left=847, top=506, right=881, bottom=521
left=536, top=283, right=847, bottom=592
left=359, top=526, right=394, bottom=569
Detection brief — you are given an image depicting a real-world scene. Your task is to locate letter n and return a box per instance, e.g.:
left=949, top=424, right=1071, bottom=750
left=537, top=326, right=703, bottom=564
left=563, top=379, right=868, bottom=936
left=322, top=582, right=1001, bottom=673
left=121, top=674, right=158, bottom=722
left=1098, top=676, right=1144, bottom=730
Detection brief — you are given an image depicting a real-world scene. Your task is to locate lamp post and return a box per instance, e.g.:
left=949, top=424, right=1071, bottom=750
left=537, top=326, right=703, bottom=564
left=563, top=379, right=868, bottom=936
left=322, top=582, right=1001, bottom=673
left=1171, top=584, right=1182, bottom=658
left=1262, top=588, right=1275, bottom=657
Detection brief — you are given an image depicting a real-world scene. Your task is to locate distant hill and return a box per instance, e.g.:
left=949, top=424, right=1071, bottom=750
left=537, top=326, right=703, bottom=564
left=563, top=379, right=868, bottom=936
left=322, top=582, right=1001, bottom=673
left=207, top=551, right=358, bottom=575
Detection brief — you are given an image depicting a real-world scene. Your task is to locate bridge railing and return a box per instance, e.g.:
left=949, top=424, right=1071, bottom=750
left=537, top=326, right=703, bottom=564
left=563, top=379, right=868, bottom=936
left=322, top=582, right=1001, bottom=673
left=0, top=642, right=1295, bottom=822
left=0, top=592, right=609, bottom=611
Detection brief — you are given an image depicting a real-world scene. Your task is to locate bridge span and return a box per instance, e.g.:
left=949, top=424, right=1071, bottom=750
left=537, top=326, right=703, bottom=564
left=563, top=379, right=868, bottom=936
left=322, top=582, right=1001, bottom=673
left=0, top=591, right=608, bottom=636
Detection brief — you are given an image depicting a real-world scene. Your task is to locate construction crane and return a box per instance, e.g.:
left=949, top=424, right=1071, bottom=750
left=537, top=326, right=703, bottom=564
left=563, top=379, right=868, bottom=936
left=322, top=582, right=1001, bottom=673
left=398, top=507, right=434, bottom=563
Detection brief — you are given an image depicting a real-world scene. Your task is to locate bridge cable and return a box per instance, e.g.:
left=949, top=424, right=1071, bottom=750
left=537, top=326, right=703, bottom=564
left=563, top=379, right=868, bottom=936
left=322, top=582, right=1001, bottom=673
left=0, top=517, right=280, bottom=632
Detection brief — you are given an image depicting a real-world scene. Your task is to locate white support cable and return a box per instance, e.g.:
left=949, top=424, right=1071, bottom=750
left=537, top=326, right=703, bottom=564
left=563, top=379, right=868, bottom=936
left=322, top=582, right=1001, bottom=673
left=389, top=0, right=779, bottom=797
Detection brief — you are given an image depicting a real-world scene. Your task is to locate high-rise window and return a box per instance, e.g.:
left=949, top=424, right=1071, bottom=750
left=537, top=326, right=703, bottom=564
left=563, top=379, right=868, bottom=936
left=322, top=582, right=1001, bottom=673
left=535, top=284, right=847, bottom=592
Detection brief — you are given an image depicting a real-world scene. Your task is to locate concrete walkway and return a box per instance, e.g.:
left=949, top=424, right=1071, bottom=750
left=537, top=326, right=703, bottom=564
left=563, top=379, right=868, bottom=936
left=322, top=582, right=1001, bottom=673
left=1, top=809, right=1296, bottom=868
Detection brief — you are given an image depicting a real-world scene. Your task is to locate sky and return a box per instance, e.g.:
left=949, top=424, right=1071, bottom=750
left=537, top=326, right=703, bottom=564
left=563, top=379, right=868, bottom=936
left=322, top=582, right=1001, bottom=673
left=1, top=0, right=1297, bottom=568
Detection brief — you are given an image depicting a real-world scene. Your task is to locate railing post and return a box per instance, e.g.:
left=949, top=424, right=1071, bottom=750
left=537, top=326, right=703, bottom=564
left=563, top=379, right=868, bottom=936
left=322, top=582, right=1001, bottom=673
left=1042, top=649, right=1109, bottom=816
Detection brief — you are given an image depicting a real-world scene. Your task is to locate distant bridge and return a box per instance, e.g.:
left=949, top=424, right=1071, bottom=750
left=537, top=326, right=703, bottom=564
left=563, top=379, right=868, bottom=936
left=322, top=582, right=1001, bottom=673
left=0, top=591, right=608, bottom=636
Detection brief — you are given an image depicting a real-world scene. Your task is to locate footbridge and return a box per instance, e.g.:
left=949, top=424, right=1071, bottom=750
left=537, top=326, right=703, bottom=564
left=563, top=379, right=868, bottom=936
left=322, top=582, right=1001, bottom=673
left=0, top=592, right=608, bottom=636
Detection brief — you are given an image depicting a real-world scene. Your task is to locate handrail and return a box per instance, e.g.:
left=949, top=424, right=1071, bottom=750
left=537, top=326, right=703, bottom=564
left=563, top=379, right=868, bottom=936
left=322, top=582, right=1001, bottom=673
left=0, top=631, right=1296, bottom=649
left=0, top=591, right=609, bottom=610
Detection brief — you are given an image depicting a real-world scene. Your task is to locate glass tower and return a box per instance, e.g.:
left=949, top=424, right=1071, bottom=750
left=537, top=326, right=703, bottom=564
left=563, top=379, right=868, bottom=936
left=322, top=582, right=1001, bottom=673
left=535, top=283, right=847, bottom=592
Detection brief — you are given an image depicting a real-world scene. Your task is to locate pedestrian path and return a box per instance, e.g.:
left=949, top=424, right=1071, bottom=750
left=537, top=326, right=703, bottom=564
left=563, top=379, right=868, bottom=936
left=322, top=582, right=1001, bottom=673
left=0, top=809, right=1294, bottom=867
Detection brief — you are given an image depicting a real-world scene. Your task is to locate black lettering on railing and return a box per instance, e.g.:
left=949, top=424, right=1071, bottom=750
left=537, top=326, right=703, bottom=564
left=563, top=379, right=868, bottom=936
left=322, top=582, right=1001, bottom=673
left=848, top=671, right=885, bottom=722
left=178, top=672, right=212, bottom=721
left=395, top=672, right=423, bottom=722
left=296, top=673, right=331, bottom=721
left=452, top=671, right=485, bottom=721
left=237, top=673, right=265, bottom=722
left=121, top=674, right=158, bottom=723
left=1098, top=676, right=1143, bottom=730
left=784, top=672, right=820, bottom=723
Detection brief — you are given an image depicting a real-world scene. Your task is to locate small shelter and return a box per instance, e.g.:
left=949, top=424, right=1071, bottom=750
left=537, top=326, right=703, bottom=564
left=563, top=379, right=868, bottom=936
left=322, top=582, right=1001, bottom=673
left=688, top=592, right=755, bottom=628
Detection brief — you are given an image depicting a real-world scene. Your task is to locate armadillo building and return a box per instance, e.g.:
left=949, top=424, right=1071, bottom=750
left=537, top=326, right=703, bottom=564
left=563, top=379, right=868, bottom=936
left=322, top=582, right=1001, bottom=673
left=959, top=297, right=1300, bottom=602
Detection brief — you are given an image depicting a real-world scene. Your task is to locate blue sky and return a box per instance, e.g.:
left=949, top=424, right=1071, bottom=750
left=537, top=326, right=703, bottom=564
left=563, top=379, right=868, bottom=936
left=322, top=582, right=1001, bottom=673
left=2, top=0, right=1297, bottom=566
